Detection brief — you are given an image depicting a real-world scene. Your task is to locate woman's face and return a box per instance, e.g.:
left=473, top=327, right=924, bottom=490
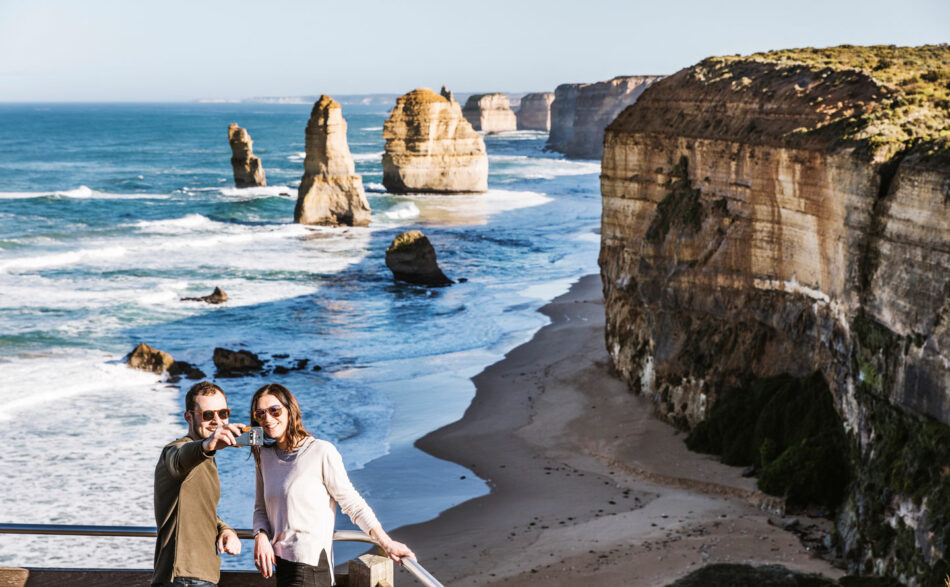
left=254, top=393, right=288, bottom=442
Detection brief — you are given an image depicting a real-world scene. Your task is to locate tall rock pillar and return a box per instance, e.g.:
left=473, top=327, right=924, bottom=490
left=228, top=124, right=266, bottom=187
left=294, top=95, right=371, bottom=227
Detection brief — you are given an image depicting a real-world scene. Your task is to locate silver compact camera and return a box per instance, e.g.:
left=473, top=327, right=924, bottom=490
left=235, top=426, right=263, bottom=447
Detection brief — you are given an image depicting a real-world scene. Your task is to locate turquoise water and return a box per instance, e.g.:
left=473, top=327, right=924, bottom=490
left=0, top=101, right=602, bottom=568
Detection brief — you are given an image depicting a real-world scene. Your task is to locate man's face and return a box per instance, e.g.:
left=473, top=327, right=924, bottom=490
left=184, top=392, right=230, bottom=440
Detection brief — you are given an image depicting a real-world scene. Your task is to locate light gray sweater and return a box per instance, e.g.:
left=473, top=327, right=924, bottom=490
left=253, top=436, right=380, bottom=580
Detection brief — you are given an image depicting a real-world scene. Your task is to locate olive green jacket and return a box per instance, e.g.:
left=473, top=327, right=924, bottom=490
left=153, top=436, right=230, bottom=584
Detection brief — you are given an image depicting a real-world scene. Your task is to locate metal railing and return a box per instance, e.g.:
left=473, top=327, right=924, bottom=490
left=0, top=523, right=442, bottom=587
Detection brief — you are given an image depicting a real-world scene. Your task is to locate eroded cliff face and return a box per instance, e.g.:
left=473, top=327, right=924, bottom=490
left=599, top=46, right=950, bottom=584
left=516, top=92, right=555, bottom=131
left=567, top=75, right=663, bottom=159
left=383, top=89, right=488, bottom=194
left=547, top=83, right=586, bottom=152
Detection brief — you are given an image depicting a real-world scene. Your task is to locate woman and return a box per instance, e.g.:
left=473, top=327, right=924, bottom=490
left=250, top=383, right=415, bottom=586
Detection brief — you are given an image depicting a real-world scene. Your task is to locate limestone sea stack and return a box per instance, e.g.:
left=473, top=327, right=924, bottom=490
left=294, top=95, right=371, bottom=226
left=461, top=93, right=517, bottom=133
left=385, top=230, right=452, bottom=287
left=382, top=89, right=488, bottom=194
left=545, top=83, right=587, bottom=152
left=227, top=124, right=266, bottom=187
left=515, top=92, right=555, bottom=131
left=599, top=45, right=950, bottom=583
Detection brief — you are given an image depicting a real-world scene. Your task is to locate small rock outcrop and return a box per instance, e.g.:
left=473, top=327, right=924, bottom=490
left=126, top=343, right=205, bottom=381
left=440, top=85, right=455, bottom=103
left=382, top=89, right=488, bottom=194
left=546, top=83, right=587, bottom=152
left=181, top=286, right=228, bottom=304
left=516, top=92, right=555, bottom=131
left=213, top=347, right=264, bottom=377
left=385, top=230, right=452, bottom=287
left=228, top=124, right=266, bottom=187
left=547, top=76, right=662, bottom=159
left=462, top=93, right=517, bottom=133
left=127, top=342, right=174, bottom=374
left=294, top=95, right=371, bottom=226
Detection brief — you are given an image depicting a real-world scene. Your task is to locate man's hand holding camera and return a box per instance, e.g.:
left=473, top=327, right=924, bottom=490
left=201, top=423, right=244, bottom=453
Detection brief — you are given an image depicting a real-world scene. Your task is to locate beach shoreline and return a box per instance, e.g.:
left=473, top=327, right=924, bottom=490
left=392, top=273, right=844, bottom=586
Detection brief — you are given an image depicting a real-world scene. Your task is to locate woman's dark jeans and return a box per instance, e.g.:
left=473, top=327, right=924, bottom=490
left=151, top=578, right=216, bottom=587
left=275, top=552, right=331, bottom=587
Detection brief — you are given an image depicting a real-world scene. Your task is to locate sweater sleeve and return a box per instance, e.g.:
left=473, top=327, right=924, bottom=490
left=322, top=444, right=380, bottom=534
left=253, top=457, right=272, bottom=536
left=161, top=438, right=210, bottom=481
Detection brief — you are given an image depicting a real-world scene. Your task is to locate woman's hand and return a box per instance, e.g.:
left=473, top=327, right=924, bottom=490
left=254, top=532, right=276, bottom=578
left=370, top=526, right=416, bottom=563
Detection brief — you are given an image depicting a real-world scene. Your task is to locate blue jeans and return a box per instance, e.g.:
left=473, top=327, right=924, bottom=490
left=151, top=578, right=216, bottom=587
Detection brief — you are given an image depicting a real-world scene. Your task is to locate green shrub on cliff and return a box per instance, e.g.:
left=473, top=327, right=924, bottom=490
left=686, top=371, right=850, bottom=508
left=705, top=44, right=950, bottom=164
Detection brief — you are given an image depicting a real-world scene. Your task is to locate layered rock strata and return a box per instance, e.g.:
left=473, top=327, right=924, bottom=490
left=546, top=76, right=662, bottom=159
left=599, top=45, right=950, bottom=584
left=228, top=124, right=266, bottom=187
left=462, top=93, right=517, bottom=133
left=295, top=95, right=371, bottom=226
left=382, top=89, right=488, bottom=194
left=516, top=92, right=555, bottom=131
left=546, top=83, right=586, bottom=152
left=385, top=230, right=452, bottom=287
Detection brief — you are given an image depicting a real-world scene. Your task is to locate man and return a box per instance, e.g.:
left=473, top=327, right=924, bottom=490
left=153, top=381, right=243, bottom=587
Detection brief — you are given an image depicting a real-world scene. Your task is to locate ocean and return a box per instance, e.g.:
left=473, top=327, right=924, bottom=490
left=0, top=101, right=601, bottom=569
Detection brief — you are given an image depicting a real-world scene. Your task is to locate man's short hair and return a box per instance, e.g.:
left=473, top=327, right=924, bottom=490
left=185, top=381, right=226, bottom=411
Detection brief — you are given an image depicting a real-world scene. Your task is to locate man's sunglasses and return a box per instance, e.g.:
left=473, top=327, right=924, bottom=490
left=190, top=409, right=231, bottom=421
left=253, top=406, right=283, bottom=421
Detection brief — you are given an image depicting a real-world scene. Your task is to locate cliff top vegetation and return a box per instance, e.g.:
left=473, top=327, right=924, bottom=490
left=707, top=44, right=950, bottom=164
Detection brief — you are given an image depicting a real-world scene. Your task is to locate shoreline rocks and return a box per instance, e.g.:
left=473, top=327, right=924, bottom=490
left=126, top=342, right=205, bottom=381
left=462, top=93, right=517, bottom=133
left=516, top=92, right=555, bottom=131
left=227, top=124, right=267, bottom=187
left=294, top=95, right=371, bottom=226
left=213, top=347, right=264, bottom=377
left=385, top=230, right=452, bottom=287
left=180, top=286, right=228, bottom=304
left=382, top=88, right=488, bottom=194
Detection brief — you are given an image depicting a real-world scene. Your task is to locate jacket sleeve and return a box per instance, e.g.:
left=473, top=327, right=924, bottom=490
left=161, top=438, right=210, bottom=481
left=253, top=457, right=273, bottom=536
left=216, top=516, right=232, bottom=536
left=322, top=444, right=380, bottom=534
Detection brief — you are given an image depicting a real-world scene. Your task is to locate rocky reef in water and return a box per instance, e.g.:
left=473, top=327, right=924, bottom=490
left=294, top=95, right=371, bottom=226
left=599, top=45, right=950, bottom=585
left=516, top=92, right=555, bottom=131
left=383, top=88, right=488, bottom=194
left=546, top=76, right=662, bottom=159
left=462, top=93, right=517, bottom=133
left=227, top=124, right=267, bottom=187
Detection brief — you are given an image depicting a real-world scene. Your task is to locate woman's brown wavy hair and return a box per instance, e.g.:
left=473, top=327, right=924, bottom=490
left=250, top=383, right=311, bottom=464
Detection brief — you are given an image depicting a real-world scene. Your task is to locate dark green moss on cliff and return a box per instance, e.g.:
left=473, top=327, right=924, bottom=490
left=646, top=156, right=703, bottom=243
left=686, top=371, right=850, bottom=508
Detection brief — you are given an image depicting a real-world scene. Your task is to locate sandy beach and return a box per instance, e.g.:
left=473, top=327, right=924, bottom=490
left=393, top=274, right=844, bottom=586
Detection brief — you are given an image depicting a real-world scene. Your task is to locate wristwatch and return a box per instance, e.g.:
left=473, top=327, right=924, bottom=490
left=253, top=529, right=267, bottom=538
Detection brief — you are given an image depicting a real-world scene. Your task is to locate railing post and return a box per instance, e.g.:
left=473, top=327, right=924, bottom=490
left=347, top=554, right=393, bottom=587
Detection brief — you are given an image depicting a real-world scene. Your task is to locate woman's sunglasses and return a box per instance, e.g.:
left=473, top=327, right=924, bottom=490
left=253, top=405, right=283, bottom=421
left=191, top=409, right=231, bottom=421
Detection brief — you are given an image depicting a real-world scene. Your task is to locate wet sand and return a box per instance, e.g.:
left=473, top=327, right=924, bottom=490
left=392, top=274, right=843, bottom=586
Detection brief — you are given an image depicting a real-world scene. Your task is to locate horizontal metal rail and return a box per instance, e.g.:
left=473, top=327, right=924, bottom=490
left=0, top=523, right=442, bottom=587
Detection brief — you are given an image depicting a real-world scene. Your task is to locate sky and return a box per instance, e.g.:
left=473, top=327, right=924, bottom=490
left=1, top=0, right=947, bottom=102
